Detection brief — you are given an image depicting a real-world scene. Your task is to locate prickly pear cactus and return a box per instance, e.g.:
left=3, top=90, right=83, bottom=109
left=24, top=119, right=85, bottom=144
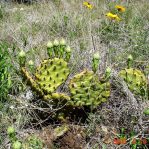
left=19, top=39, right=71, bottom=101
left=19, top=41, right=111, bottom=120
left=69, top=69, right=110, bottom=108
left=68, top=54, right=111, bottom=108
left=119, top=68, right=147, bottom=96
left=119, top=55, right=147, bottom=96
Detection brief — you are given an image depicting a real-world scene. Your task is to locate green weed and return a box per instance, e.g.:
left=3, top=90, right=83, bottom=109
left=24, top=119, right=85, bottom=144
left=0, top=42, right=12, bottom=101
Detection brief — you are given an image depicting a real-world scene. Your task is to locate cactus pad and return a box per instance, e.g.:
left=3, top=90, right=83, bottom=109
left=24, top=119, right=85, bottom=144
left=69, top=69, right=110, bottom=108
left=35, top=58, right=69, bottom=94
left=119, top=68, right=147, bottom=95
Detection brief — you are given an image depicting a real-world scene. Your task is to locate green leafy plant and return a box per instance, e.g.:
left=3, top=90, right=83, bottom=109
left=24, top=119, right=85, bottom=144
left=0, top=42, right=12, bottom=100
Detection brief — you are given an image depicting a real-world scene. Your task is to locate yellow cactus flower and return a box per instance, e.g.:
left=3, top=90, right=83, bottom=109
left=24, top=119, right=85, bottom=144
left=106, top=12, right=121, bottom=21
left=115, top=5, right=126, bottom=12
left=83, top=1, right=93, bottom=9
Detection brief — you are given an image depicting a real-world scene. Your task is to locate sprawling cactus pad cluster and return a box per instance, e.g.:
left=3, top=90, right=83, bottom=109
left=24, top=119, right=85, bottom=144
left=19, top=39, right=112, bottom=120
left=119, top=55, right=148, bottom=96
left=69, top=69, right=110, bottom=107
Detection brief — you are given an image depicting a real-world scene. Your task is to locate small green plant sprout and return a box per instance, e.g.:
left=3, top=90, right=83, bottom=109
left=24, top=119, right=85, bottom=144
left=143, top=108, right=149, bottom=115
left=119, top=55, right=147, bottom=96
left=18, top=50, right=26, bottom=67
left=92, top=52, right=100, bottom=73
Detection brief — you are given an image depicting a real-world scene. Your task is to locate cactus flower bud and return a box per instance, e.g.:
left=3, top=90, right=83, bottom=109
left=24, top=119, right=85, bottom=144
left=12, top=141, right=22, bottom=149
left=28, top=60, right=34, bottom=66
left=7, top=126, right=15, bottom=135
left=128, top=54, right=133, bottom=61
left=53, top=39, right=59, bottom=46
left=28, top=60, right=34, bottom=72
left=47, top=41, right=53, bottom=58
left=60, top=38, right=66, bottom=45
left=53, top=39, right=59, bottom=57
left=18, top=50, right=26, bottom=67
left=18, top=50, right=26, bottom=58
left=93, top=52, right=100, bottom=60
left=65, top=46, right=71, bottom=61
left=59, top=39, right=66, bottom=58
left=92, top=52, right=100, bottom=73
left=127, top=54, right=133, bottom=68
left=65, top=46, right=71, bottom=53
left=47, top=41, right=53, bottom=48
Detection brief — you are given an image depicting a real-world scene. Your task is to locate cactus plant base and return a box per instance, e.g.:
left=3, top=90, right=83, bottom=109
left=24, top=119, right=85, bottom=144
left=51, top=105, right=92, bottom=123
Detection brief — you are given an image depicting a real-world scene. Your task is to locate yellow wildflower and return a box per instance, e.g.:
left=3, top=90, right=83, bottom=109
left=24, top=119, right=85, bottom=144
left=83, top=1, right=93, bottom=9
left=106, top=12, right=121, bottom=21
left=115, top=5, right=126, bottom=12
